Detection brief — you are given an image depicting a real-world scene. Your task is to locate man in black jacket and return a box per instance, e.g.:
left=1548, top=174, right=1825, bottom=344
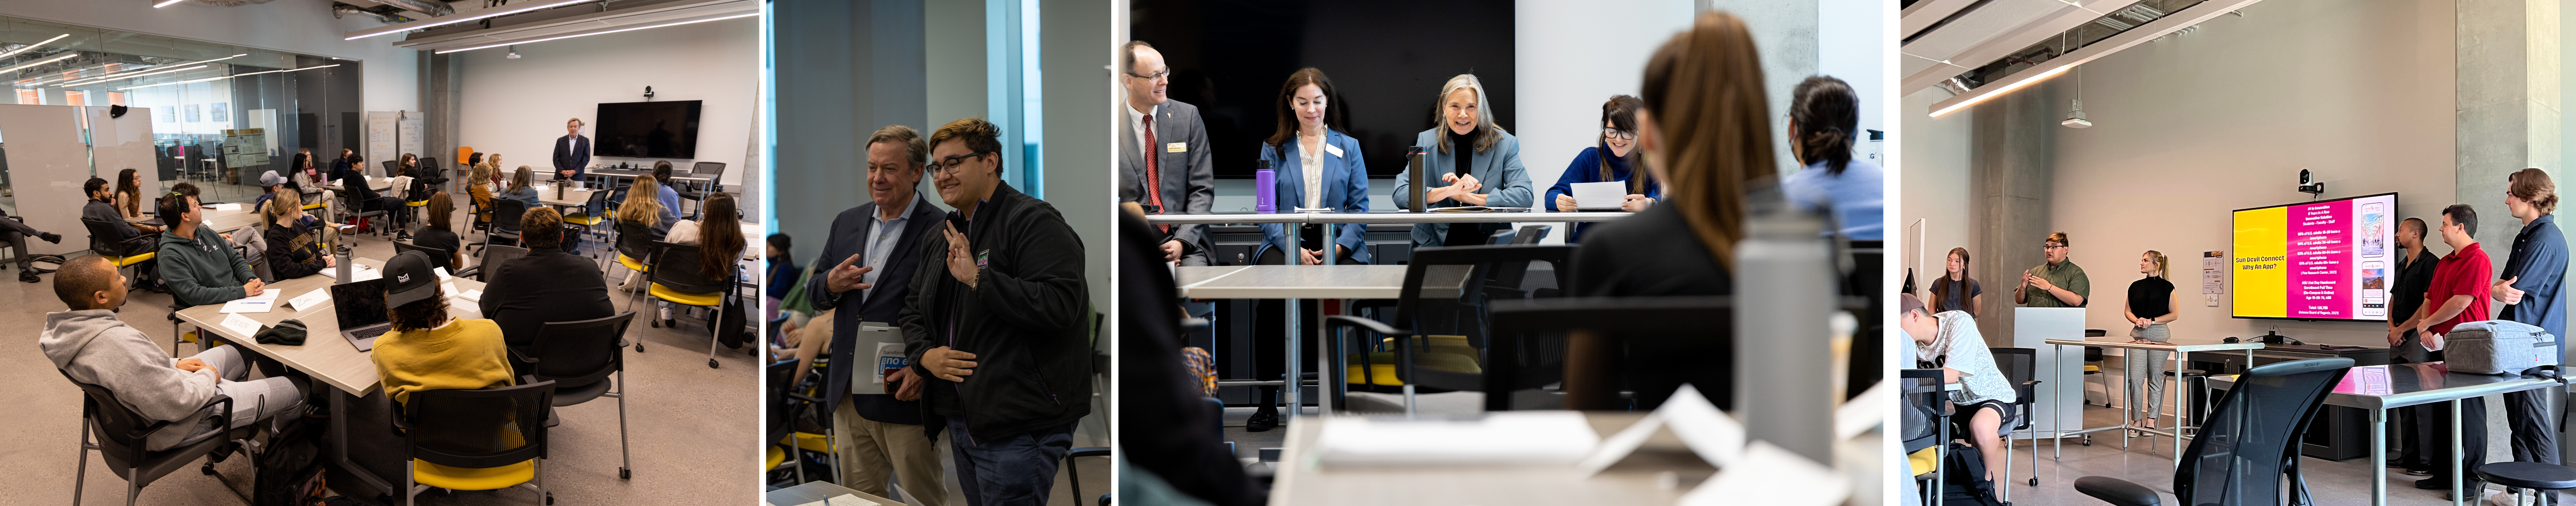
left=808, top=125, right=949, bottom=504
left=335, top=149, right=409, bottom=237
left=479, top=207, right=616, bottom=372
left=555, top=118, right=592, bottom=188
left=1115, top=207, right=1262, bottom=506
left=901, top=117, right=1090, bottom=506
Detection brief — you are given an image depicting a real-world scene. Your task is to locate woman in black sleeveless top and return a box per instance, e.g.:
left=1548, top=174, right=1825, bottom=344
left=2123, top=250, right=2179, bottom=433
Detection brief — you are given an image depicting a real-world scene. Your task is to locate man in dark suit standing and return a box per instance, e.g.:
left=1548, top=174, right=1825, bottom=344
left=807, top=124, right=949, bottom=505
left=1118, top=40, right=1215, bottom=267
left=554, top=117, right=592, bottom=188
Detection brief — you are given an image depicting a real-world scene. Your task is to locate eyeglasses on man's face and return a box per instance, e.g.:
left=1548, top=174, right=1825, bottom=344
left=928, top=151, right=995, bottom=176
left=2042, top=243, right=2068, bottom=250
left=1126, top=68, right=1169, bottom=81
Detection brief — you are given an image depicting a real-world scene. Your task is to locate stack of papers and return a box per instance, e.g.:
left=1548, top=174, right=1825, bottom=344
left=217, top=289, right=284, bottom=313
left=287, top=288, right=331, bottom=311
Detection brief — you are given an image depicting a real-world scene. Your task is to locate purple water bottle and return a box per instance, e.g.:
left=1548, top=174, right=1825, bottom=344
left=1253, top=159, right=1277, bottom=214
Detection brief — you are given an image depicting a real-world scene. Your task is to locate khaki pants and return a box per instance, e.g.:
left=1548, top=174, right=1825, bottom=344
left=836, top=397, right=947, bottom=506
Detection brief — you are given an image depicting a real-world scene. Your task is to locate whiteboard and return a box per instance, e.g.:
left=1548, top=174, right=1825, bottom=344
left=0, top=104, right=100, bottom=255
left=367, top=111, right=398, bottom=169
left=397, top=112, right=424, bottom=162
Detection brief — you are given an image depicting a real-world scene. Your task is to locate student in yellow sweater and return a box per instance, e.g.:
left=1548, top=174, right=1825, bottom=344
left=370, top=251, right=514, bottom=406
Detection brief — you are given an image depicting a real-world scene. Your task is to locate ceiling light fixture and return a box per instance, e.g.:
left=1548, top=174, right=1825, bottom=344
left=505, top=45, right=520, bottom=59
left=0, top=34, right=70, bottom=60
left=433, top=12, right=761, bottom=54
left=153, top=0, right=187, bottom=7
left=1928, top=64, right=2071, bottom=118
left=0, top=52, right=82, bottom=75
left=59, top=53, right=242, bottom=86
left=116, top=64, right=339, bottom=91
left=60, top=64, right=207, bottom=88
left=344, top=0, right=601, bottom=40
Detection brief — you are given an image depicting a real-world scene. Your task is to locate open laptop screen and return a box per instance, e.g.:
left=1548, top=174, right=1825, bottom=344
left=330, top=279, right=389, bottom=330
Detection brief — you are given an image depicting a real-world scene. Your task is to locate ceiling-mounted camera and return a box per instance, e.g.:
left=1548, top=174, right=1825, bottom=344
left=2298, top=169, right=2326, bottom=196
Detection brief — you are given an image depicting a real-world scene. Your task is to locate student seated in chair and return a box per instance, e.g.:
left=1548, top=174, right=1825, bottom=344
left=249, top=170, right=288, bottom=217
left=658, top=192, right=745, bottom=328
left=84, top=177, right=162, bottom=286
left=1898, top=293, right=2014, bottom=484
left=479, top=207, right=614, bottom=362
left=157, top=183, right=263, bottom=307
left=412, top=192, right=464, bottom=271
left=262, top=191, right=337, bottom=281
left=370, top=251, right=514, bottom=407
left=41, top=255, right=308, bottom=451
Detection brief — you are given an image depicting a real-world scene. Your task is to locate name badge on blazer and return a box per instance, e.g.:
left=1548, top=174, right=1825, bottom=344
left=1322, top=143, right=1344, bottom=158
left=1167, top=142, right=1188, bottom=153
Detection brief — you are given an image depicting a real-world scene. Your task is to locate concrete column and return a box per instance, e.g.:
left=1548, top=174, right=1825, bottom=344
left=420, top=51, right=460, bottom=178
left=2457, top=0, right=2563, bottom=466
left=1968, top=85, right=2058, bottom=347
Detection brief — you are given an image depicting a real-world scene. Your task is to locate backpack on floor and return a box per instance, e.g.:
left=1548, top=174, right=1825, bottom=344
left=717, top=296, right=749, bottom=349
left=253, top=415, right=328, bottom=506
left=1941, top=441, right=2005, bottom=506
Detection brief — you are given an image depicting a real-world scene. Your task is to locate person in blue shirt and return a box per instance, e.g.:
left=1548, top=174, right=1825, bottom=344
left=1542, top=95, right=1659, bottom=242
left=1253, top=67, right=1371, bottom=266
left=2493, top=167, right=2567, bottom=503
left=652, top=160, right=684, bottom=225
left=1779, top=76, right=1882, bottom=240
left=502, top=166, right=544, bottom=212
left=765, top=233, right=798, bottom=301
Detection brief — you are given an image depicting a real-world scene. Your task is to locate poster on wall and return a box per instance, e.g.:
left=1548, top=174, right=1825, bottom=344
left=183, top=104, right=199, bottom=122
left=210, top=102, right=228, bottom=123
left=366, top=111, right=397, bottom=168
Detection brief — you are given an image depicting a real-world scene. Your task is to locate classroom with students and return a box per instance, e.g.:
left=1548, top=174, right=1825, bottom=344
left=1898, top=1, right=2576, bottom=505
left=0, top=1, right=760, bottom=504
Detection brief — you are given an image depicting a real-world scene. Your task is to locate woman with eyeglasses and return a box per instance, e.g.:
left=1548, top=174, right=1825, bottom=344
left=1780, top=75, right=1882, bottom=240
left=1542, top=95, right=1658, bottom=243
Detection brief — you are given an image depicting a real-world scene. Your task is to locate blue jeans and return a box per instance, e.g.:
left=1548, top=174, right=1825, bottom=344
left=946, top=419, right=1075, bottom=506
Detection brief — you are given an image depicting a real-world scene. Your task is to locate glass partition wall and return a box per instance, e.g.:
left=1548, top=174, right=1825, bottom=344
left=0, top=16, right=361, bottom=212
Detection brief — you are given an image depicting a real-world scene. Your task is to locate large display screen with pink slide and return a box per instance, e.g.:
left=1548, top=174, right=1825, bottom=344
left=2229, top=192, right=2400, bottom=321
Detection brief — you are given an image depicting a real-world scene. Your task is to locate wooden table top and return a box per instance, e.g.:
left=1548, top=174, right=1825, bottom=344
left=175, top=256, right=491, bottom=397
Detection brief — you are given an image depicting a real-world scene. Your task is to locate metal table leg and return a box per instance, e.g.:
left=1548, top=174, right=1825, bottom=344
left=1285, top=229, right=1301, bottom=423
left=333, top=390, right=391, bottom=494
left=2373, top=407, right=2388, bottom=505
left=2054, top=344, right=2064, bottom=460
left=2173, top=349, right=2188, bottom=467
left=2453, top=399, right=2466, bottom=506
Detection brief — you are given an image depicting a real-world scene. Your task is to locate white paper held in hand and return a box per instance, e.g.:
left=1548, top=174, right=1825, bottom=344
left=220, top=313, right=262, bottom=338
left=1571, top=181, right=1627, bottom=211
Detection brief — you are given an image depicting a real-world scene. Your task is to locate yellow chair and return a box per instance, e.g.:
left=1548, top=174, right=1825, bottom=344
left=396, top=381, right=555, bottom=506
left=633, top=241, right=734, bottom=369
left=1344, top=335, right=1481, bottom=387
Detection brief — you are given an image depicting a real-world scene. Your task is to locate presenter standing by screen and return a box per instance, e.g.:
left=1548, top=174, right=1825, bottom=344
left=2493, top=168, right=2567, bottom=504
left=2120, top=251, right=2178, bottom=434
left=2393, top=204, right=2493, bottom=497
left=555, top=118, right=591, bottom=188
left=2384, top=217, right=2439, bottom=476
left=2016, top=232, right=2089, bottom=307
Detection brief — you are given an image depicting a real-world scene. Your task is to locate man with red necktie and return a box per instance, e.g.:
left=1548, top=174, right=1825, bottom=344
left=1118, top=40, right=1215, bottom=267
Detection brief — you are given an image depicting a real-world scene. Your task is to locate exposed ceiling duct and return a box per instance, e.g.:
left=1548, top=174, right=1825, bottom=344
left=380, top=0, right=753, bottom=53
left=332, top=4, right=414, bottom=24
left=372, top=0, right=457, bottom=16
left=1924, top=0, right=2266, bottom=116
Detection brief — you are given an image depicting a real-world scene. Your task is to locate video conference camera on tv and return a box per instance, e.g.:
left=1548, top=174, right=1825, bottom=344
left=2298, top=169, right=2327, bottom=196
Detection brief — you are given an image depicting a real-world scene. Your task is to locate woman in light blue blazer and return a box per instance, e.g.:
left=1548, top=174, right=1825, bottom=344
left=1391, top=73, right=1533, bottom=248
left=1255, top=68, right=1373, bottom=265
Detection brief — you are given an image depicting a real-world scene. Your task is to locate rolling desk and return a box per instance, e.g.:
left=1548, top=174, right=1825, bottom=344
left=174, top=256, right=490, bottom=496
left=2206, top=363, right=2561, bottom=506
left=2042, top=338, right=2263, bottom=467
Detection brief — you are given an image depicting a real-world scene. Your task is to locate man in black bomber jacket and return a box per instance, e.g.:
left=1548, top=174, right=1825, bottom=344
left=898, top=117, right=1091, bottom=506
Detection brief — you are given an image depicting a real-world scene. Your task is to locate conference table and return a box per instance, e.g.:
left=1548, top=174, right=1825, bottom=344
left=2040, top=338, right=2263, bottom=467
left=1268, top=412, right=1697, bottom=505
left=1151, top=210, right=1627, bottom=421
left=174, top=256, right=490, bottom=496
left=2206, top=363, right=2562, bottom=506
left=322, top=175, right=395, bottom=194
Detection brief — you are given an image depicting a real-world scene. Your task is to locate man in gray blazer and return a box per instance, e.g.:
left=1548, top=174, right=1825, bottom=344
left=1119, top=40, right=1216, bottom=266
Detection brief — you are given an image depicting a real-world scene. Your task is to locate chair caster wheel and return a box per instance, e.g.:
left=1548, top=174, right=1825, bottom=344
left=2029, top=477, right=2038, bottom=486
left=650, top=319, right=660, bottom=328
left=620, top=468, right=631, bottom=479
left=202, top=463, right=216, bottom=475
left=708, top=359, right=719, bottom=369
left=546, top=494, right=555, bottom=505
left=636, top=343, right=646, bottom=352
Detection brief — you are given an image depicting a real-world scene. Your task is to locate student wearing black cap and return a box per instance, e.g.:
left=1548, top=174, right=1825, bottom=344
left=367, top=251, right=514, bottom=406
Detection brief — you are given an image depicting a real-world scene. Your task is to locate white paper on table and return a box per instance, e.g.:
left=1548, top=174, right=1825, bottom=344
left=1578, top=384, right=1744, bottom=475
left=244, top=288, right=282, bottom=301
left=1313, top=411, right=1599, bottom=468
left=1682, top=441, right=1849, bottom=506
left=434, top=267, right=452, bottom=280
left=218, top=299, right=275, bottom=314
left=457, top=289, right=484, bottom=302
left=351, top=265, right=382, bottom=281
left=219, top=313, right=261, bottom=337
left=1571, top=181, right=1628, bottom=210
left=287, top=288, right=331, bottom=311
left=440, top=281, right=458, bottom=297
left=211, top=203, right=243, bottom=211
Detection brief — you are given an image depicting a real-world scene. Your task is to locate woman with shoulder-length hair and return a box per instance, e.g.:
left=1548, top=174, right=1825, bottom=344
left=1782, top=75, right=1882, bottom=240
left=1253, top=67, right=1372, bottom=266
left=1930, top=247, right=1982, bottom=317
left=1566, top=11, right=1777, bottom=412
left=1390, top=73, right=1534, bottom=248
left=2122, top=250, right=2180, bottom=434
left=1542, top=94, right=1659, bottom=242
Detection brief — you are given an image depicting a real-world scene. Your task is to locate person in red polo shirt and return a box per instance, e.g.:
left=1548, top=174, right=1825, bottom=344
left=2389, top=204, right=2492, bottom=497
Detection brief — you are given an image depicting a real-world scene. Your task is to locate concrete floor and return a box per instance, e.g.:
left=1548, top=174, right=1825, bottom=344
left=0, top=199, right=762, bottom=505
left=1976, top=400, right=2528, bottom=506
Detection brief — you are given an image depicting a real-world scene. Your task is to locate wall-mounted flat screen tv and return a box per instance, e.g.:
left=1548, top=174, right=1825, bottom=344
left=594, top=100, right=702, bottom=159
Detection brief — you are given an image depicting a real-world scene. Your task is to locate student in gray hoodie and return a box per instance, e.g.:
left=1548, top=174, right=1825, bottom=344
left=155, top=183, right=265, bottom=308
left=40, top=255, right=306, bottom=451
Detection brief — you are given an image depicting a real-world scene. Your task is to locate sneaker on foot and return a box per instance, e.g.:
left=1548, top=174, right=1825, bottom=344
left=38, top=232, right=60, bottom=244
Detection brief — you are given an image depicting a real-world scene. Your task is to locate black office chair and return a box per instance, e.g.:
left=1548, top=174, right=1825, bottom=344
left=1992, top=347, right=2043, bottom=495
left=678, top=162, right=726, bottom=218
left=381, top=160, right=402, bottom=178
left=610, top=220, right=658, bottom=301
left=1326, top=245, right=1573, bottom=416
left=83, top=217, right=160, bottom=295
left=394, top=381, right=557, bottom=506
left=765, top=360, right=826, bottom=487
left=1480, top=225, right=1553, bottom=301
left=1481, top=296, right=1742, bottom=413
left=2072, top=357, right=2354, bottom=506
left=1065, top=446, right=1111, bottom=505
left=393, top=240, right=459, bottom=277
left=514, top=312, right=638, bottom=480
left=638, top=241, right=736, bottom=368
left=62, top=369, right=259, bottom=506
left=1901, top=368, right=1950, bottom=506
left=479, top=199, right=528, bottom=254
